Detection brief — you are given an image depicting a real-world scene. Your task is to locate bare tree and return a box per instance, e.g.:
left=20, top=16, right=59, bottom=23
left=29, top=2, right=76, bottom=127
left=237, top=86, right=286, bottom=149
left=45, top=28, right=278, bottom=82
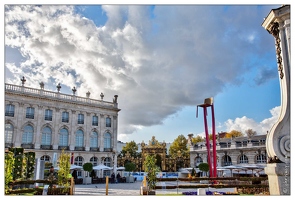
left=245, top=129, right=257, bottom=138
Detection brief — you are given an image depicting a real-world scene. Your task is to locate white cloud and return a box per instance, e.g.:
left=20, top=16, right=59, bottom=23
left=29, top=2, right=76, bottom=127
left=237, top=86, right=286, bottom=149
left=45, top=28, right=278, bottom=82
left=224, top=106, right=281, bottom=135
left=4, top=5, right=280, bottom=136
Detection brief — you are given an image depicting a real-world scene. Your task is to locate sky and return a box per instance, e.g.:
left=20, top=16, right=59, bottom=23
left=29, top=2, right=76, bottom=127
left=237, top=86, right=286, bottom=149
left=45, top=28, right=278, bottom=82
left=3, top=1, right=290, bottom=144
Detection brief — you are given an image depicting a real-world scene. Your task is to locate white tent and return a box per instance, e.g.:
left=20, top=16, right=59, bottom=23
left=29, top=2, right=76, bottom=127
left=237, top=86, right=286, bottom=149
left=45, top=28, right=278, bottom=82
left=111, top=166, right=125, bottom=171
left=93, top=164, right=112, bottom=170
left=54, top=164, right=83, bottom=171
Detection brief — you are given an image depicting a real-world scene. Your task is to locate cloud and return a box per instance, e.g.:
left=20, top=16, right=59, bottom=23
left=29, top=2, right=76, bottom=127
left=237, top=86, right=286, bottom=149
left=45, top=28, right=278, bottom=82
left=254, top=67, right=278, bottom=85
left=224, top=106, right=281, bottom=135
left=4, top=5, right=279, bottom=135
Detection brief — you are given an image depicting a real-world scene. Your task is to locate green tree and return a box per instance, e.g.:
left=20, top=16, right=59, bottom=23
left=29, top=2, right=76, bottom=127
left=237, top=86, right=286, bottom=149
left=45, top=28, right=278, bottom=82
left=124, top=162, right=136, bottom=176
left=83, top=162, right=93, bottom=177
left=121, top=140, right=139, bottom=157
left=57, top=149, right=71, bottom=192
left=143, top=155, right=160, bottom=192
left=5, top=151, right=14, bottom=194
left=198, top=163, right=209, bottom=177
left=169, top=134, right=189, bottom=158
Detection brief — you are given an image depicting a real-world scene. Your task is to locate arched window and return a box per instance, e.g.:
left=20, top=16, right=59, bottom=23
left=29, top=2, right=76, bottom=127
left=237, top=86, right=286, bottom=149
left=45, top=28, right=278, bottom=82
left=256, top=154, right=267, bottom=163
left=74, top=156, right=84, bottom=167
left=5, top=123, right=14, bottom=143
left=103, top=157, right=111, bottom=177
left=59, top=128, right=68, bottom=146
left=104, top=132, right=111, bottom=149
left=222, top=155, right=232, bottom=166
left=90, top=157, right=98, bottom=166
left=195, top=156, right=203, bottom=167
left=22, top=125, right=34, bottom=144
left=90, top=131, right=98, bottom=148
left=75, top=129, right=84, bottom=147
left=74, top=156, right=84, bottom=177
left=239, top=154, right=249, bottom=164
left=41, top=126, right=52, bottom=145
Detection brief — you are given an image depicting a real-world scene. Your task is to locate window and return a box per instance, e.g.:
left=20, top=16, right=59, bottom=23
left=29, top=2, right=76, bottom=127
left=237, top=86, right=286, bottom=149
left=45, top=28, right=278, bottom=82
left=75, top=130, right=84, bottom=147
left=74, top=156, right=84, bottom=177
left=5, top=104, right=15, bottom=117
left=22, top=125, right=34, bottom=144
left=103, top=157, right=111, bottom=177
left=59, top=128, right=68, bottom=146
left=62, top=111, right=69, bottom=123
left=106, top=117, right=111, bottom=127
left=5, top=123, right=14, bottom=143
left=44, top=109, right=53, bottom=121
left=90, top=131, right=98, bottom=148
left=40, top=155, right=50, bottom=162
left=222, top=155, right=232, bottom=166
left=256, top=154, right=267, bottom=163
left=78, top=114, right=84, bottom=124
left=195, top=156, right=203, bottom=167
left=92, top=116, right=98, bottom=126
left=239, top=154, right=249, bottom=164
left=41, top=126, right=52, bottom=145
left=104, top=132, right=111, bottom=148
left=90, top=157, right=98, bottom=167
left=26, top=107, right=35, bottom=119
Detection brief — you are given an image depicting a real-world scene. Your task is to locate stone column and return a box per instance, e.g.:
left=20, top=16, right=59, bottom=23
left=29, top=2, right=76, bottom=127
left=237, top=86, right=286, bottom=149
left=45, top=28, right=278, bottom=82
left=262, top=5, right=290, bottom=195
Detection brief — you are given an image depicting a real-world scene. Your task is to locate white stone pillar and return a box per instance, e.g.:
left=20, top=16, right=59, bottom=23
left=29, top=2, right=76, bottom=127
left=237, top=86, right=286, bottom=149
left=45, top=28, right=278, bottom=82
left=262, top=5, right=290, bottom=195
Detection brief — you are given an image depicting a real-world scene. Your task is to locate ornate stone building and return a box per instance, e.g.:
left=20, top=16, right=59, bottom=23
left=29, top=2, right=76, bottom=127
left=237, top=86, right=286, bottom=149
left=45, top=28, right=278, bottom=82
left=188, top=134, right=267, bottom=170
left=5, top=78, right=120, bottom=177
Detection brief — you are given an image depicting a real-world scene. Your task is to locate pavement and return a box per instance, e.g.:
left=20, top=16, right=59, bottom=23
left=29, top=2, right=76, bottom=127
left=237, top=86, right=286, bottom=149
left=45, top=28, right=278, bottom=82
left=73, top=180, right=236, bottom=196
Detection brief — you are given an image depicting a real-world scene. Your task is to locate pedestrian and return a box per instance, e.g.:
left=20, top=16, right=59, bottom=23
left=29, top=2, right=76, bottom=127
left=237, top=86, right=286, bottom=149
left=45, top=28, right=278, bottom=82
left=116, top=172, right=121, bottom=183
left=111, top=172, right=115, bottom=183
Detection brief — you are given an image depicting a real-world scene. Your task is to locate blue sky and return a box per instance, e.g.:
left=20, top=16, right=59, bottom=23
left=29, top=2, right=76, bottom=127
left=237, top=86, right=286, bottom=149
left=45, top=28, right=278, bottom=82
left=3, top=3, right=287, bottom=144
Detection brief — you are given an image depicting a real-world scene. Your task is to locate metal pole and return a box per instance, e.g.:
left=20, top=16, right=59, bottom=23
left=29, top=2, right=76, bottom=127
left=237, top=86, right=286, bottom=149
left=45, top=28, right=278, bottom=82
left=211, top=103, right=217, bottom=178
left=203, top=107, right=213, bottom=177
left=106, top=176, right=109, bottom=195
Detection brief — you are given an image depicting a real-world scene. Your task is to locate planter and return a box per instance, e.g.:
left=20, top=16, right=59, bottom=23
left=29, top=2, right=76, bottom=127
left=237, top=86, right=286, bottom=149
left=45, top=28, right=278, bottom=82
left=147, top=191, right=156, bottom=195
left=83, top=177, right=91, bottom=185
left=126, top=176, right=134, bottom=183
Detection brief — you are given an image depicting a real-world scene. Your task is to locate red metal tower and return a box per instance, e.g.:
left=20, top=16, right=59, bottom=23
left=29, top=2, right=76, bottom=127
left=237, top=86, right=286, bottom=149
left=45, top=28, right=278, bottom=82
left=197, top=97, right=217, bottom=178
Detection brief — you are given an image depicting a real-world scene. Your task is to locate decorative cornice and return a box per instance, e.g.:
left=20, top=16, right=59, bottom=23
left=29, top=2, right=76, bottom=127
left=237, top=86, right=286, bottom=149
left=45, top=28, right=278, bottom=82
left=269, top=22, right=284, bottom=79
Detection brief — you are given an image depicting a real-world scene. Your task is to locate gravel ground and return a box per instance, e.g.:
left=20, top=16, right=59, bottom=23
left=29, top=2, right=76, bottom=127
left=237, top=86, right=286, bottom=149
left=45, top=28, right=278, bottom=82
left=73, top=181, right=236, bottom=196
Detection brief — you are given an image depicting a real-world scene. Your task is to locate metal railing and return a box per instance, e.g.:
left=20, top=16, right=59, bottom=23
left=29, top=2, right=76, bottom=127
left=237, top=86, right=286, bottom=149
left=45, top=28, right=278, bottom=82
left=5, top=83, right=117, bottom=109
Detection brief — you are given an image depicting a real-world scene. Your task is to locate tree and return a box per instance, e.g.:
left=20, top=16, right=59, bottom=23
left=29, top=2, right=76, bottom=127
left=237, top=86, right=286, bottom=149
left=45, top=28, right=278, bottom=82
left=83, top=162, right=93, bottom=177
left=143, top=155, right=160, bottom=192
left=169, top=134, right=189, bottom=158
left=5, top=151, right=14, bottom=194
left=192, top=135, right=204, bottom=143
left=121, top=140, right=138, bottom=158
left=124, top=162, right=136, bottom=176
left=57, top=149, right=71, bottom=192
left=225, top=130, right=243, bottom=138
left=198, top=163, right=209, bottom=177
left=245, top=129, right=257, bottom=138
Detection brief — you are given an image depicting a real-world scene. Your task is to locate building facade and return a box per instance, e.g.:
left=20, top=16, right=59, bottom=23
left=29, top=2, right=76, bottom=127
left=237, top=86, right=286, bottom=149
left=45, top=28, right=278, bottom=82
left=188, top=134, right=267, bottom=174
left=5, top=78, right=120, bottom=177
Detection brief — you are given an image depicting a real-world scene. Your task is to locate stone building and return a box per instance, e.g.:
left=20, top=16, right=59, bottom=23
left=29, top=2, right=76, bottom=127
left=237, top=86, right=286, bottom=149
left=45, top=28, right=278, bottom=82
left=188, top=134, right=267, bottom=175
left=5, top=77, right=120, bottom=177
